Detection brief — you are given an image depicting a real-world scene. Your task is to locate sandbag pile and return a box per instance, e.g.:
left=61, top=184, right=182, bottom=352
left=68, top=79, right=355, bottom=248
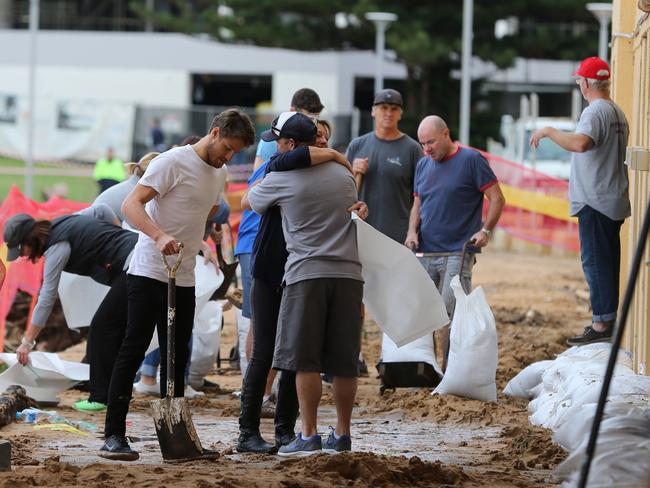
left=503, top=343, right=650, bottom=486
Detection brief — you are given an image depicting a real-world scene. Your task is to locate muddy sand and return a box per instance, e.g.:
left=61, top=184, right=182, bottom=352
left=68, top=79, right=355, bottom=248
left=0, top=250, right=589, bottom=487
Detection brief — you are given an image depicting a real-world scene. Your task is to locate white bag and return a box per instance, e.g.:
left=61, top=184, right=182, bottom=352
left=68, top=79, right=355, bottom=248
left=381, top=333, right=443, bottom=375
left=188, top=301, right=222, bottom=383
left=58, top=272, right=110, bottom=329
left=434, top=275, right=498, bottom=401
left=503, top=360, right=552, bottom=398
left=235, top=309, right=250, bottom=376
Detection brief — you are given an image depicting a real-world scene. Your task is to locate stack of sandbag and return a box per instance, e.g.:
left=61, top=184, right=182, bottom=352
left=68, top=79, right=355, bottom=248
left=503, top=343, right=650, bottom=486
left=433, top=275, right=498, bottom=401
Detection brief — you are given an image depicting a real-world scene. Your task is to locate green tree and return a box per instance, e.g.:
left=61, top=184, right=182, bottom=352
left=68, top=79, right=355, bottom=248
left=132, top=0, right=599, bottom=148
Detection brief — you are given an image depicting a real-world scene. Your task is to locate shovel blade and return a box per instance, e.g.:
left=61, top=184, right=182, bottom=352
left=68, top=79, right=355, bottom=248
left=212, top=262, right=238, bottom=300
left=151, top=397, right=205, bottom=462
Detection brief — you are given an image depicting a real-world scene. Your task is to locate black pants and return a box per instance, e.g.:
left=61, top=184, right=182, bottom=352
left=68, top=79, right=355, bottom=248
left=104, top=274, right=195, bottom=438
left=239, top=278, right=298, bottom=438
left=86, top=271, right=128, bottom=404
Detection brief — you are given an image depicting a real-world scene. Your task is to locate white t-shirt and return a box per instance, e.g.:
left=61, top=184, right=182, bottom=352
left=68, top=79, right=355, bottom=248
left=128, top=145, right=227, bottom=286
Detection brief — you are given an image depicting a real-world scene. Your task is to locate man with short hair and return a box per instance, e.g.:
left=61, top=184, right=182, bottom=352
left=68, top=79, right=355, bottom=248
left=253, top=88, right=325, bottom=169
left=347, top=88, right=422, bottom=244
left=405, top=115, right=505, bottom=371
left=100, top=108, right=255, bottom=461
left=248, top=112, right=364, bottom=456
left=530, top=56, right=630, bottom=346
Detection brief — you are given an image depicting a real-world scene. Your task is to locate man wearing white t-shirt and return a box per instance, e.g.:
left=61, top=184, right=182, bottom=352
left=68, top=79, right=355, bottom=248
left=100, top=108, right=256, bottom=461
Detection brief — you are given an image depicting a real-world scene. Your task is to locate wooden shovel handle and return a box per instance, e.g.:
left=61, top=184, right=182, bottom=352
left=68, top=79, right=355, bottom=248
left=355, top=173, right=363, bottom=193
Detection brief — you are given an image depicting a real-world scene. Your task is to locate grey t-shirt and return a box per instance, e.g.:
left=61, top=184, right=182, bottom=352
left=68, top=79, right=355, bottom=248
left=570, top=99, right=631, bottom=221
left=346, top=132, right=422, bottom=243
left=248, top=162, right=362, bottom=286
left=93, top=175, right=139, bottom=223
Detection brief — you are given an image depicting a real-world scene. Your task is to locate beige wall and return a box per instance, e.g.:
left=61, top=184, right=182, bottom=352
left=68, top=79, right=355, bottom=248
left=613, top=1, right=650, bottom=372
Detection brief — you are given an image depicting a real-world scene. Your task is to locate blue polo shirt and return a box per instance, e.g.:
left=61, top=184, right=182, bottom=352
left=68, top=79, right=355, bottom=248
left=235, top=162, right=269, bottom=256
left=414, top=146, right=497, bottom=253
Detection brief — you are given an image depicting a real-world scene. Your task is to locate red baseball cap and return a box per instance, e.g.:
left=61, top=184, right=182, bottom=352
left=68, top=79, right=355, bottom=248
left=573, top=57, right=610, bottom=80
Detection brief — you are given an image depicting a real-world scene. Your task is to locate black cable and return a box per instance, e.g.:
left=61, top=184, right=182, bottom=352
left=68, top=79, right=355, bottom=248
left=578, top=194, right=650, bottom=488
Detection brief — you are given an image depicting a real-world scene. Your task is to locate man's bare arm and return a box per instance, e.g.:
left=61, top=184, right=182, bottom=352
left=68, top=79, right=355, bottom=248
left=530, top=127, right=593, bottom=153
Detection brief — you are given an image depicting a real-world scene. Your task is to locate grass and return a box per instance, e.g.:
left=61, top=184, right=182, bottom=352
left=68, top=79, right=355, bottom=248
left=0, top=156, right=96, bottom=203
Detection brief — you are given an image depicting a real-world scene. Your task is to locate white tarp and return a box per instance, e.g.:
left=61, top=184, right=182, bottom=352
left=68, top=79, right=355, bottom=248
left=353, top=215, right=449, bottom=346
left=0, top=352, right=88, bottom=404
left=58, top=272, right=110, bottom=330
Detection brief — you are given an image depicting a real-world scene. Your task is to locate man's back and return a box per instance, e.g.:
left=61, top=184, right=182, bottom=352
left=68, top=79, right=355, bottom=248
left=248, top=162, right=361, bottom=286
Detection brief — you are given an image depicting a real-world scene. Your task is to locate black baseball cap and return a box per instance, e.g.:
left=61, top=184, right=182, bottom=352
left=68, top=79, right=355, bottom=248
left=4, top=213, right=36, bottom=261
left=373, top=88, right=403, bottom=107
left=261, top=112, right=317, bottom=143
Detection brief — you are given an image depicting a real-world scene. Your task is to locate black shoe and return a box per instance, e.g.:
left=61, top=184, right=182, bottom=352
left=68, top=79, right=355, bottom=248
left=566, top=325, right=613, bottom=346
left=275, top=432, right=296, bottom=447
left=98, top=435, right=139, bottom=461
left=236, top=433, right=277, bottom=454
left=189, top=378, right=221, bottom=391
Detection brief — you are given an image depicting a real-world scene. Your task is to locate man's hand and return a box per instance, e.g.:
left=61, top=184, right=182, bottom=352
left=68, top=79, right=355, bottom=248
left=529, top=127, right=548, bottom=148
left=201, top=240, right=219, bottom=268
left=333, top=152, right=353, bottom=173
left=470, top=230, right=490, bottom=247
left=404, top=232, right=419, bottom=251
left=352, top=157, right=369, bottom=176
left=347, top=201, right=369, bottom=220
left=17, top=343, right=32, bottom=366
left=156, top=234, right=182, bottom=255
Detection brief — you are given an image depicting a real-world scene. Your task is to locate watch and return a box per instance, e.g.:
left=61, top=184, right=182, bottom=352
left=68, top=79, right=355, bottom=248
left=21, top=337, right=36, bottom=350
left=481, top=228, right=492, bottom=237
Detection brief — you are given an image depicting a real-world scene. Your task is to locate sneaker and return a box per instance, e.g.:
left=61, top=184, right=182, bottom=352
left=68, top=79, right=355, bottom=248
left=323, top=427, right=352, bottom=454
left=189, top=378, right=221, bottom=391
left=184, top=385, right=205, bottom=398
left=133, top=380, right=159, bottom=396
left=566, top=325, right=613, bottom=346
left=277, top=433, right=322, bottom=457
left=73, top=400, right=107, bottom=412
left=98, top=435, right=139, bottom=461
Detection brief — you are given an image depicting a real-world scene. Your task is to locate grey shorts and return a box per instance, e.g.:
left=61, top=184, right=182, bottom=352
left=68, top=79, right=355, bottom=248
left=272, top=278, right=363, bottom=377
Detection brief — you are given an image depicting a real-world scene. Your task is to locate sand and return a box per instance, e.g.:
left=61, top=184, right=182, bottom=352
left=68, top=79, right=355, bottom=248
left=0, top=249, right=589, bottom=487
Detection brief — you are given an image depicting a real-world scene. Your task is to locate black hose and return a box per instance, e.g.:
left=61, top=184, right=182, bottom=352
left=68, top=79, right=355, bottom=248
left=578, top=194, right=650, bottom=488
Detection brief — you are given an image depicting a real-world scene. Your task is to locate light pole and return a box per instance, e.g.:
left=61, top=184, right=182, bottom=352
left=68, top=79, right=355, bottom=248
left=365, top=12, right=398, bottom=94
left=586, top=2, right=613, bottom=60
left=459, top=0, right=473, bottom=145
left=26, top=0, right=40, bottom=199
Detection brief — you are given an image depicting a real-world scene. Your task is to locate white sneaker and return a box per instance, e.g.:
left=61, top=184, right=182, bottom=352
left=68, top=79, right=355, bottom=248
left=184, top=385, right=205, bottom=398
left=133, top=380, right=159, bottom=396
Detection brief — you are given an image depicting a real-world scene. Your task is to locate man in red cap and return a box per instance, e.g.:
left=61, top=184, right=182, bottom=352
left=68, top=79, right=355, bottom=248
left=530, top=56, right=630, bottom=346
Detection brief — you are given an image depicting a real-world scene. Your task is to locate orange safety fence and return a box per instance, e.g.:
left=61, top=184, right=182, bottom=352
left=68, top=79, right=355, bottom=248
left=472, top=146, right=579, bottom=252
left=0, top=185, right=89, bottom=351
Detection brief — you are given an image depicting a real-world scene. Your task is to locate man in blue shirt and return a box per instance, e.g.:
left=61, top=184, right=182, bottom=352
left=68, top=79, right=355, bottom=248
left=405, top=115, right=505, bottom=371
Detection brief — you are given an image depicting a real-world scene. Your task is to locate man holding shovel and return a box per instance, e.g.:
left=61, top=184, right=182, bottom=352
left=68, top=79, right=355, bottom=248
left=405, top=115, right=505, bottom=371
left=100, top=109, right=255, bottom=461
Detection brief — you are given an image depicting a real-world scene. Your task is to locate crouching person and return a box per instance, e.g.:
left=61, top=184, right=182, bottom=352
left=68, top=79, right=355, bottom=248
left=248, top=114, right=364, bottom=456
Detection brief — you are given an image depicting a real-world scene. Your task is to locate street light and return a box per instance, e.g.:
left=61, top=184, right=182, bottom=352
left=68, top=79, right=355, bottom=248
left=459, top=0, right=473, bottom=145
left=25, top=0, right=40, bottom=199
left=365, top=12, right=398, bottom=94
left=586, top=2, right=613, bottom=60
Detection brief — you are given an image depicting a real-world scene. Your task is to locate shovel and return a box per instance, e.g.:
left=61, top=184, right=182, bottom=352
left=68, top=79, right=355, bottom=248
left=151, top=244, right=218, bottom=463
left=210, top=245, right=238, bottom=300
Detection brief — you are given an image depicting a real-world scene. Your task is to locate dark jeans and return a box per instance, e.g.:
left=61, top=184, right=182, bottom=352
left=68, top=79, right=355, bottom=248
left=578, top=205, right=623, bottom=323
left=238, top=278, right=298, bottom=438
left=87, top=271, right=128, bottom=404
left=104, top=274, right=195, bottom=438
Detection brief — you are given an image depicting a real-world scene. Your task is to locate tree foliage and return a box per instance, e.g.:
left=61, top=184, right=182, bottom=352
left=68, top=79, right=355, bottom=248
left=133, top=0, right=600, bottom=147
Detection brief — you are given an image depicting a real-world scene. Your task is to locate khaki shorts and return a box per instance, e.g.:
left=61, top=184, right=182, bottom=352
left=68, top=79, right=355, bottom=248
left=272, top=278, right=363, bottom=377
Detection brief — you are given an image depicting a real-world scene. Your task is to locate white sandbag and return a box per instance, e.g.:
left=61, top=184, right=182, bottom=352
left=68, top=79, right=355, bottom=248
left=353, top=215, right=449, bottom=346
left=0, top=352, right=89, bottom=404
left=503, top=360, right=553, bottom=398
left=194, top=256, right=224, bottom=312
left=188, top=301, right=222, bottom=384
left=235, top=309, right=250, bottom=376
left=58, top=272, right=110, bottom=329
left=433, top=275, right=498, bottom=401
left=556, top=412, right=650, bottom=486
left=381, top=333, right=442, bottom=375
